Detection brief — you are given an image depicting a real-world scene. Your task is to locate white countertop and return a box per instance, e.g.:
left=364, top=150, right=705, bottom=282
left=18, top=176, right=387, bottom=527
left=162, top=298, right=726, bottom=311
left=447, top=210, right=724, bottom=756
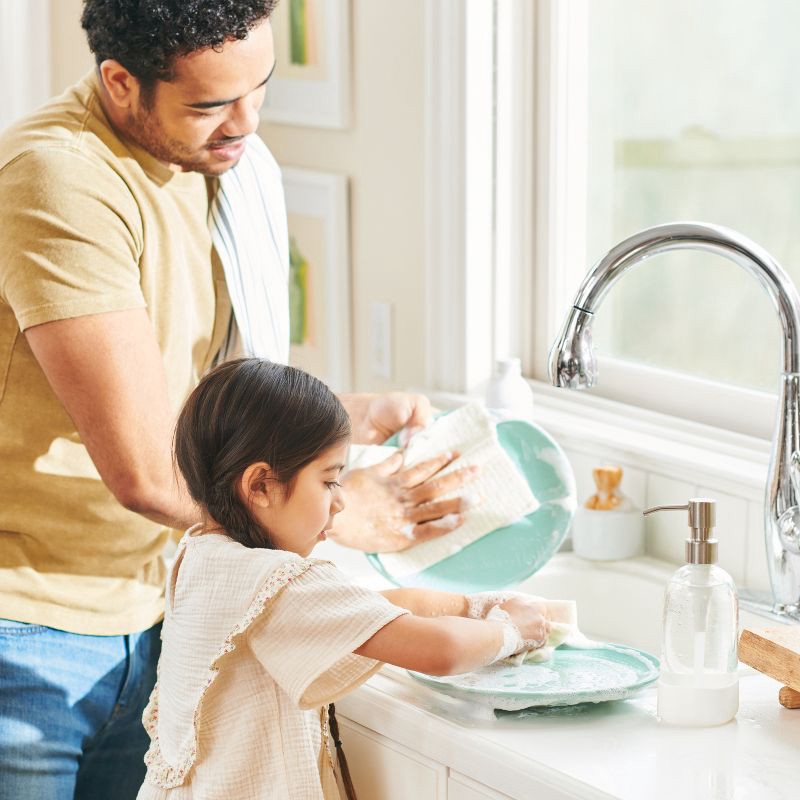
left=318, top=542, right=800, bottom=799
left=337, top=663, right=800, bottom=800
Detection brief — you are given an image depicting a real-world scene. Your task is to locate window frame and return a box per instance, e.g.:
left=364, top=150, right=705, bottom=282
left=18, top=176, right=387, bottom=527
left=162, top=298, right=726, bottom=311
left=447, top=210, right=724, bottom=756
left=529, top=0, right=779, bottom=440
left=424, top=0, right=778, bottom=441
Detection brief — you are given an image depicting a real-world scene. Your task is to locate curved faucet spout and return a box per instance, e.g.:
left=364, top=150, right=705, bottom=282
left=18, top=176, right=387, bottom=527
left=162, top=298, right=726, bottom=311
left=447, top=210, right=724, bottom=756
left=549, top=221, right=800, bottom=617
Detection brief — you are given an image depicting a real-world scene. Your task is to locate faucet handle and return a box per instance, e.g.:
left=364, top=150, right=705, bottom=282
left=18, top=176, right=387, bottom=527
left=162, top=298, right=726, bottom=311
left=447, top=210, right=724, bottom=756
left=789, top=451, right=800, bottom=498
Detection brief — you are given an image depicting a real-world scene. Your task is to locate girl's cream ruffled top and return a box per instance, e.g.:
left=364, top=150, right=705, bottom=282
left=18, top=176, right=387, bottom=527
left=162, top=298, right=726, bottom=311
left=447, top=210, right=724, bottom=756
left=136, top=527, right=407, bottom=800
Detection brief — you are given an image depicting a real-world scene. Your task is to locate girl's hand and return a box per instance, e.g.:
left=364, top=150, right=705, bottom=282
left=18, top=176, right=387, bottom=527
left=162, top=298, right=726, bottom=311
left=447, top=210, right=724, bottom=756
left=497, top=597, right=551, bottom=651
left=466, top=590, right=526, bottom=620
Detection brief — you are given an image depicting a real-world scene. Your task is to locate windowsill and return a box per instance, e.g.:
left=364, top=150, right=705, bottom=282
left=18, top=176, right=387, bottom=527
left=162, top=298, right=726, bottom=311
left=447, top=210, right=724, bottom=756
left=423, top=379, right=770, bottom=501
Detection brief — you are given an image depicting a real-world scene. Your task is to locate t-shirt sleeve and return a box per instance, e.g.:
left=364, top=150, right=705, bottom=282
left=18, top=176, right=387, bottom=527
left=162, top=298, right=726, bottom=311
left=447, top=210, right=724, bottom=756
left=247, top=561, right=408, bottom=709
left=0, top=146, right=145, bottom=330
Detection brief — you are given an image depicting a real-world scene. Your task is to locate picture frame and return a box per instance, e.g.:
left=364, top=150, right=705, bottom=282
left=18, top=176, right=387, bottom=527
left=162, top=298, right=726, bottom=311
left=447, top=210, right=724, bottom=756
left=282, top=167, right=352, bottom=391
left=262, top=0, right=351, bottom=129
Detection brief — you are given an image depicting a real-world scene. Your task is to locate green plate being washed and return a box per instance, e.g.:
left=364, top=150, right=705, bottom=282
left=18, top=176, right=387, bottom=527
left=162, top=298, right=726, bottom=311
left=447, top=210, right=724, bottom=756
left=409, top=643, right=660, bottom=710
left=366, top=418, right=577, bottom=592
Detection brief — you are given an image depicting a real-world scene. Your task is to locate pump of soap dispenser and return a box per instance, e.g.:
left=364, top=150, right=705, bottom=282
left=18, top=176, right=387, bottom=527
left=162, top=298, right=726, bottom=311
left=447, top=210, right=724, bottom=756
left=644, top=498, right=739, bottom=726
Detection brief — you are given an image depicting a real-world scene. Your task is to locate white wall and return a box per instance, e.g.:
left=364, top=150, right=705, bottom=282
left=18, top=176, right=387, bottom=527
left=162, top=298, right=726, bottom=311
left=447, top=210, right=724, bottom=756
left=562, top=444, right=769, bottom=593
left=0, top=0, right=51, bottom=129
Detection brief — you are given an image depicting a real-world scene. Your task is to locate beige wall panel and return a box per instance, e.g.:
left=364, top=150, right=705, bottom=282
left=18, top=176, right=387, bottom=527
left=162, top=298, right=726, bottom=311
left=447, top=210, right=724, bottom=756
left=50, top=0, right=94, bottom=93
left=260, top=0, right=427, bottom=392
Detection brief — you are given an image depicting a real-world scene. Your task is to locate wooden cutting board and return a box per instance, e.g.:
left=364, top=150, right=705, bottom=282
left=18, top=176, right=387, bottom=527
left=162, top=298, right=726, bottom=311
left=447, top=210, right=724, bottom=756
left=738, top=625, right=800, bottom=708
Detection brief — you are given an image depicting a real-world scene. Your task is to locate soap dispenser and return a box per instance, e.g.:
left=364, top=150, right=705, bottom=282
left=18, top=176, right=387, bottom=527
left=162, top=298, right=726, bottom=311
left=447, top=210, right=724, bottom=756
left=644, top=498, right=739, bottom=726
left=485, top=358, right=533, bottom=419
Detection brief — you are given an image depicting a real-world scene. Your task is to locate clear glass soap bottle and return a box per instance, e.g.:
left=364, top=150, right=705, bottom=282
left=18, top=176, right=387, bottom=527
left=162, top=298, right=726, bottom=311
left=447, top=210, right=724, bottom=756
left=644, top=498, right=739, bottom=726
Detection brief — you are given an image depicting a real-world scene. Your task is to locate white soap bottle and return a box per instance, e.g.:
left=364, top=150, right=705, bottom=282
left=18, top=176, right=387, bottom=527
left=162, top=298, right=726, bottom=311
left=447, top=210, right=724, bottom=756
left=485, top=358, right=533, bottom=419
left=644, top=498, right=739, bottom=726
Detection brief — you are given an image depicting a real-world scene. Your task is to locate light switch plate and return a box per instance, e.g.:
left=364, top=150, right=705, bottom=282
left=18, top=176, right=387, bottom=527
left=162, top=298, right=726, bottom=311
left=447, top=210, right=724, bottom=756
left=369, top=302, right=392, bottom=379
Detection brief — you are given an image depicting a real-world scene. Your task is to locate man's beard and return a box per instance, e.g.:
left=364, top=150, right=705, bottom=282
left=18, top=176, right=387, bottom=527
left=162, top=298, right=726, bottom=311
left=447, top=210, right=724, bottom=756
left=126, top=106, right=241, bottom=177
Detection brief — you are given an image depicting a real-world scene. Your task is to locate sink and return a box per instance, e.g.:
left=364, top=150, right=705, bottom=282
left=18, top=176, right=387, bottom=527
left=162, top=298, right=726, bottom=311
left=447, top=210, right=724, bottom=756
left=519, top=552, right=788, bottom=658
left=516, top=553, right=668, bottom=654
left=319, top=536, right=784, bottom=659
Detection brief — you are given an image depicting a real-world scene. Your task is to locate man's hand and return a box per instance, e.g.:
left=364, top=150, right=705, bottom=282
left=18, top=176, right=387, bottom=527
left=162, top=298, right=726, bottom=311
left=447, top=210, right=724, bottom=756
left=328, top=450, right=479, bottom=553
left=337, top=392, right=433, bottom=445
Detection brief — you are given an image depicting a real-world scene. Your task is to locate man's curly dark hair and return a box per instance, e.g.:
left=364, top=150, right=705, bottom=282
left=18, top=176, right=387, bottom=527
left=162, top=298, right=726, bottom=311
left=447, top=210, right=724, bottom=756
left=81, top=1, right=278, bottom=90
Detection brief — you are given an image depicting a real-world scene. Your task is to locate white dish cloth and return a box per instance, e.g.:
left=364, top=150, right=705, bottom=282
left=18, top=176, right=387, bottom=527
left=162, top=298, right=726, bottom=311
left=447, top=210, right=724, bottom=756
left=490, top=598, right=596, bottom=666
left=351, top=403, right=538, bottom=577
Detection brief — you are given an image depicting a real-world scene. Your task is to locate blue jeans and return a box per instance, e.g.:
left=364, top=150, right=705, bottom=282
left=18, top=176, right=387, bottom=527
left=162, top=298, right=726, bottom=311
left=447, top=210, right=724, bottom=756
left=0, top=618, right=161, bottom=800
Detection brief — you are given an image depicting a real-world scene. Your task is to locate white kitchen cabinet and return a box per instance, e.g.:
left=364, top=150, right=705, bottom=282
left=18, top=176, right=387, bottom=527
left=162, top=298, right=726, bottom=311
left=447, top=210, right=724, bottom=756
left=337, top=717, right=447, bottom=800
left=447, top=772, right=514, bottom=800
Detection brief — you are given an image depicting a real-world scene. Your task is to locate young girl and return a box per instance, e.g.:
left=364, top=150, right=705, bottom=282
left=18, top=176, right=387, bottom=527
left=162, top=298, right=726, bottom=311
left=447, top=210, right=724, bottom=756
left=137, top=358, right=550, bottom=800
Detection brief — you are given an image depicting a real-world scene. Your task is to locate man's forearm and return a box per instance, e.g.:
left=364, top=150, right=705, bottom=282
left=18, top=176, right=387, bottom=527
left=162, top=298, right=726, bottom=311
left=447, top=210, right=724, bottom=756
left=336, top=392, right=379, bottom=444
left=24, top=310, right=204, bottom=534
left=119, top=473, right=202, bottom=530
left=336, top=391, right=432, bottom=445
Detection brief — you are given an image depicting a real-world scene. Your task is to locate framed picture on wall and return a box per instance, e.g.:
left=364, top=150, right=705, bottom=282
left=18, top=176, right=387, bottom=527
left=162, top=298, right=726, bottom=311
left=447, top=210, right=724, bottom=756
left=283, top=168, right=352, bottom=391
left=261, top=0, right=351, bottom=129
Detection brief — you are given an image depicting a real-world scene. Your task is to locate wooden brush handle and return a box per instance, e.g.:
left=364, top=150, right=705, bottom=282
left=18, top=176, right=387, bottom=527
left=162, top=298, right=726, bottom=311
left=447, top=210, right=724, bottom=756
left=779, top=686, right=800, bottom=709
left=593, top=466, right=622, bottom=492
left=585, top=466, right=624, bottom=510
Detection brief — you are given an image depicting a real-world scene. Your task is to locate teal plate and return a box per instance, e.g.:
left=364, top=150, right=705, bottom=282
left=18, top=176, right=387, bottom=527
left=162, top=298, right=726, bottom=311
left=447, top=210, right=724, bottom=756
left=409, top=643, right=660, bottom=709
left=366, top=419, right=576, bottom=591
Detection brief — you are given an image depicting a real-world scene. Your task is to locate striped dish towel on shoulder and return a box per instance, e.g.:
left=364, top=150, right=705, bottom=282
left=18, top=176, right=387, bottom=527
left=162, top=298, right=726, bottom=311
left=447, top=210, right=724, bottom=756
left=209, top=134, right=290, bottom=364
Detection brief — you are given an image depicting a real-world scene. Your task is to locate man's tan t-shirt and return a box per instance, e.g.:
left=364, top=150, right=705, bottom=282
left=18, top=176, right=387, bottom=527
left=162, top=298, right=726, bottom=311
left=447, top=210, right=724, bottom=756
left=0, top=72, right=232, bottom=635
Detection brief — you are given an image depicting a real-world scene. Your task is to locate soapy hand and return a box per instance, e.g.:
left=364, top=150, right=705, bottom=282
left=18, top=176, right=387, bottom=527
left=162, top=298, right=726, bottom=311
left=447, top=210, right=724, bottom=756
left=328, top=449, right=480, bottom=553
left=497, top=597, right=551, bottom=652
left=466, top=590, right=529, bottom=620
left=467, top=591, right=552, bottom=655
left=484, top=598, right=551, bottom=663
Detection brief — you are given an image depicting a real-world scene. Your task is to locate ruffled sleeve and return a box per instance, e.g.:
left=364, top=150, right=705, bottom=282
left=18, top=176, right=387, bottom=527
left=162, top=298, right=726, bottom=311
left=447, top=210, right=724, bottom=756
left=247, top=561, right=408, bottom=709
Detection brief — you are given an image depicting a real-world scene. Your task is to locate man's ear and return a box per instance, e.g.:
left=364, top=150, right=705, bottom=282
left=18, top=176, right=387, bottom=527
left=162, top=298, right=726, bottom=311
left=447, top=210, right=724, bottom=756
left=98, top=59, right=141, bottom=110
left=237, top=462, right=274, bottom=509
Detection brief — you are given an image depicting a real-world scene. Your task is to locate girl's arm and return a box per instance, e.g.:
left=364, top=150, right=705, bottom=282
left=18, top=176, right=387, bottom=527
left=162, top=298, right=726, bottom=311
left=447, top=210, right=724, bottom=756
left=380, top=588, right=532, bottom=620
left=379, top=588, right=468, bottom=617
left=355, top=597, right=550, bottom=676
left=354, top=614, right=504, bottom=675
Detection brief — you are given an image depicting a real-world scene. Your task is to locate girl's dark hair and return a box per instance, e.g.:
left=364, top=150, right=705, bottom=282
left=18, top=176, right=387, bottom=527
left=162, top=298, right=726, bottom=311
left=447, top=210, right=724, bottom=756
left=174, top=358, right=351, bottom=549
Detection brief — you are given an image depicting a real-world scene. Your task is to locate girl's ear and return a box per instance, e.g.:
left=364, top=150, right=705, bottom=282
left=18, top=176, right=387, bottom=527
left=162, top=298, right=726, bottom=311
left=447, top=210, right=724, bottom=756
left=237, top=462, right=274, bottom=509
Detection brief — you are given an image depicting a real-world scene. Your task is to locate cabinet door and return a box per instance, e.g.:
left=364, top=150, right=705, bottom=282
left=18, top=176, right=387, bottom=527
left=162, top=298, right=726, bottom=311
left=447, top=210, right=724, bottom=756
left=337, top=717, right=447, bottom=800
left=448, top=772, right=514, bottom=800
left=449, top=770, right=585, bottom=800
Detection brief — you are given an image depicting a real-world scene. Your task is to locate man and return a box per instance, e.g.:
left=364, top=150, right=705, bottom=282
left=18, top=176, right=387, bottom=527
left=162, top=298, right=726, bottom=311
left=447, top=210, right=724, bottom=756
left=0, top=2, right=472, bottom=797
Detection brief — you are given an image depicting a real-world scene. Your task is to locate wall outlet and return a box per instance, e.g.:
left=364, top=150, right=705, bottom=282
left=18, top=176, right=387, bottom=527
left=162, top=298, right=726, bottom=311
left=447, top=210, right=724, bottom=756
left=369, top=302, right=393, bottom=379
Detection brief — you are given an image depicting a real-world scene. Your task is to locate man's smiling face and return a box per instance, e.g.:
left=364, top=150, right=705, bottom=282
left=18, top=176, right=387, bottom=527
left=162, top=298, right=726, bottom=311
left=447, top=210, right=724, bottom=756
left=123, top=18, right=275, bottom=176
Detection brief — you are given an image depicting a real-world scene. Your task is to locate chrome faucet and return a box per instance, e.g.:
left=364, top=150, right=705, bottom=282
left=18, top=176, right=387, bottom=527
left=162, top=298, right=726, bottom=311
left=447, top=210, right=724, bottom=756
left=549, top=222, right=800, bottom=619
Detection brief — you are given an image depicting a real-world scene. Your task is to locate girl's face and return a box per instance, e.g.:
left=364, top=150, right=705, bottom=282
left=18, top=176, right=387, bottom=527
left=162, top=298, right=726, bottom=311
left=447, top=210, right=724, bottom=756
left=248, top=442, right=348, bottom=557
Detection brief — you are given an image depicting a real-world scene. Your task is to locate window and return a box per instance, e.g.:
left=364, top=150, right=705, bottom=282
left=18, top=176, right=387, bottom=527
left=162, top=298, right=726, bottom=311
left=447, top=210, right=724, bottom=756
left=426, top=1, right=792, bottom=439
left=519, top=0, right=800, bottom=438
left=587, top=0, right=800, bottom=388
